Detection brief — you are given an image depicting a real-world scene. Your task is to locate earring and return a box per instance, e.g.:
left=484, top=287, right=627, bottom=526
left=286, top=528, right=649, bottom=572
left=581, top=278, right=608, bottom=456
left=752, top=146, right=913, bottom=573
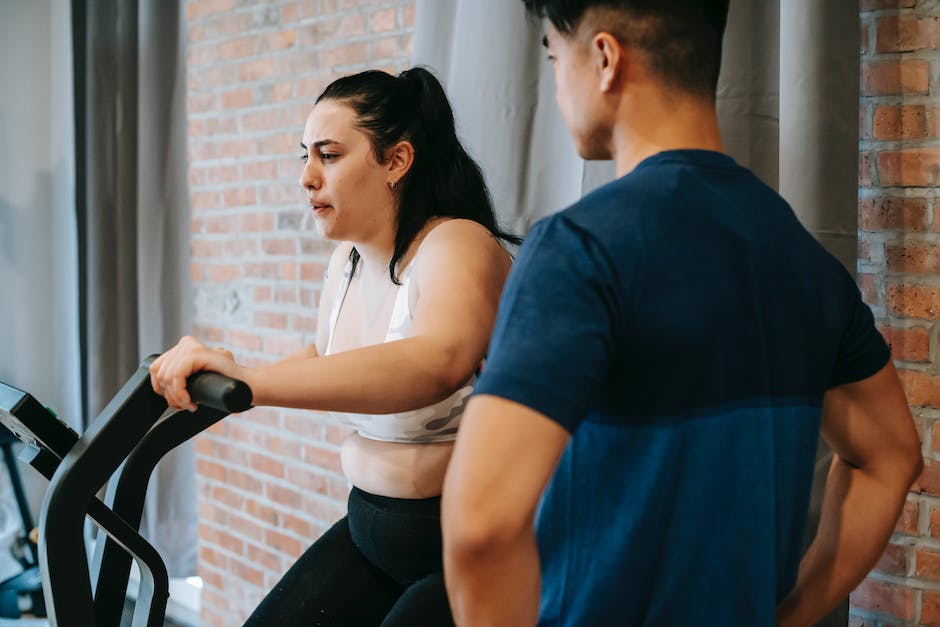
left=388, top=179, right=397, bottom=191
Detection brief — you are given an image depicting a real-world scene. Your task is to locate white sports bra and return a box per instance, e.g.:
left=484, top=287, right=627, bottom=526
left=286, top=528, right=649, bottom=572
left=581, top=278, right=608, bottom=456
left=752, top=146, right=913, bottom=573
left=324, top=252, right=474, bottom=443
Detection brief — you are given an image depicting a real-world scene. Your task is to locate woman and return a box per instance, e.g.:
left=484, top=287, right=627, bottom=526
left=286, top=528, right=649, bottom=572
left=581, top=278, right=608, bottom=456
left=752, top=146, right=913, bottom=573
left=150, top=67, right=516, bottom=626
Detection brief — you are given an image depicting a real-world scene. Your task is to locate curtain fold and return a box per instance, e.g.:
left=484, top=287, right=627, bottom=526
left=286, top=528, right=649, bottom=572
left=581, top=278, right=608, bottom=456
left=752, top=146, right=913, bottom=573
left=73, top=0, right=196, bottom=577
left=414, top=0, right=582, bottom=233
left=416, top=2, right=859, bottom=625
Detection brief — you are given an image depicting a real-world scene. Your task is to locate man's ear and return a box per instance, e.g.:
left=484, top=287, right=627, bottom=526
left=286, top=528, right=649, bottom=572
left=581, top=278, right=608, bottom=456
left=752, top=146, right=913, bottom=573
left=385, top=140, right=415, bottom=185
left=592, top=32, right=622, bottom=93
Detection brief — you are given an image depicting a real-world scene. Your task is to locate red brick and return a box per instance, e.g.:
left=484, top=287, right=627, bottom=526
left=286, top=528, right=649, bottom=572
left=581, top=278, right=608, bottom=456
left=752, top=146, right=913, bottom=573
left=263, top=335, right=305, bottom=356
left=321, top=43, right=367, bottom=67
left=874, top=543, right=910, bottom=576
left=227, top=330, right=263, bottom=352
left=860, top=196, right=928, bottom=231
left=196, top=459, right=227, bottom=482
left=342, top=15, right=366, bottom=37
left=191, top=191, right=221, bottom=211
left=249, top=452, right=286, bottom=478
left=223, top=188, right=257, bottom=208
left=219, top=36, right=254, bottom=60
left=879, top=324, right=930, bottom=362
left=860, top=0, right=916, bottom=10
left=292, top=314, right=318, bottom=333
left=859, top=273, right=879, bottom=306
left=229, top=513, right=266, bottom=542
left=849, top=578, right=914, bottom=620
left=887, top=284, right=940, bottom=319
left=279, top=261, right=297, bottom=280
left=860, top=152, right=874, bottom=188
left=245, top=498, right=279, bottom=526
left=370, top=8, right=397, bottom=32
left=225, top=239, right=260, bottom=256
left=303, top=444, right=342, bottom=472
left=876, top=15, right=940, bottom=53
left=886, top=242, right=940, bottom=274
left=862, top=60, right=930, bottom=96
left=274, top=287, right=298, bottom=304
left=879, top=149, right=940, bottom=187
left=230, top=558, right=264, bottom=587
left=896, top=498, right=919, bottom=535
left=207, top=264, right=242, bottom=282
left=265, top=529, right=303, bottom=558
left=246, top=542, right=282, bottom=572
left=900, top=369, right=940, bottom=409
left=918, top=458, right=940, bottom=495
left=252, top=311, right=288, bottom=331
left=241, top=161, right=278, bottom=180
left=239, top=213, right=275, bottom=231
left=239, top=59, right=277, bottom=83
left=196, top=0, right=235, bottom=18
left=194, top=324, right=226, bottom=344
left=873, top=105, right=928, bottom=140
left=240, top=110, right=279, bottom=133
left=218, top=138, right=256, bottom=159
left=371, top=36, right=403, bottom=60
left=281, top=512, right=317, bottom=539
left=259, top=30, right=296, bottom=53
left=199, top=545, right=229, bottom=572
left=267, top=484, right=303, bottom=510
left=923, top=591, right=940, bottom=626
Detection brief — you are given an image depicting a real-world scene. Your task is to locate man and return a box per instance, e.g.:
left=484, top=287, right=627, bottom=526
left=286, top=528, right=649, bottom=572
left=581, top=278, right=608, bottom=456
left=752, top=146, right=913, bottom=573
left=441, top=1, right=923, bottom=626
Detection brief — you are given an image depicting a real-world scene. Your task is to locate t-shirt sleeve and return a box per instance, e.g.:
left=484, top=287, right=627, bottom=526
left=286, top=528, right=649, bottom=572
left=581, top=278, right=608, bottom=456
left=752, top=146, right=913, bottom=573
left=474, top=215, right=621, bottom=433
left=828, top=272, right=891, bottom=388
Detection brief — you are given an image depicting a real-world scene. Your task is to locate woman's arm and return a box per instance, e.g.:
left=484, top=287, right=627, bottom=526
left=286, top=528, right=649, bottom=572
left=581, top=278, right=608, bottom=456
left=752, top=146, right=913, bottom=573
left=152, top=221, right=510, bottom=413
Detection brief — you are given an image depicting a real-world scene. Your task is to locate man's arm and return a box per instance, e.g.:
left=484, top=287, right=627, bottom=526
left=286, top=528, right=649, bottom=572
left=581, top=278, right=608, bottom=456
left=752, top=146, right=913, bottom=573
left=776, top=361, right=922, bottom=626
left=442, top=394, right=570, bottom=627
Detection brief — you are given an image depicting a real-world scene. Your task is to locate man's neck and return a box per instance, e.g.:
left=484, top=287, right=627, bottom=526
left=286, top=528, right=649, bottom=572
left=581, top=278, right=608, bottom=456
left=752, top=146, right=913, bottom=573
left=611, top=89, right=724, bottom=177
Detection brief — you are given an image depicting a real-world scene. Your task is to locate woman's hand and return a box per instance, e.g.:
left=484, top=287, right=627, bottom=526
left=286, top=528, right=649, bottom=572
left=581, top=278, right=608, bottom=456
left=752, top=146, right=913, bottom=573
left=149, top=336, right=239, bottom=411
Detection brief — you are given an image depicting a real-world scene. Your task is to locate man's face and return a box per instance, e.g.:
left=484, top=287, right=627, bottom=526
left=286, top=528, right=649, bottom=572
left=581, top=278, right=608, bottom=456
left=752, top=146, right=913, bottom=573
left=544, top=22, right=613, bottom=161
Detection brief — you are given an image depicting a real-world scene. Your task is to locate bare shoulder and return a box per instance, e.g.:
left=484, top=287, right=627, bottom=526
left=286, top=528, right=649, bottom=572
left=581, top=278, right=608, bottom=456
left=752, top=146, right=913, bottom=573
left=415, top=219, right=512, bottom=271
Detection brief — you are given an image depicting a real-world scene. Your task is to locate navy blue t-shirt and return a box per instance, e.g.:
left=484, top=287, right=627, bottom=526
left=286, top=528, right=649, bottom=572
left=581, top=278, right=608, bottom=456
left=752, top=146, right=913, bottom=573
left=474, top=150, right=890, bottom=626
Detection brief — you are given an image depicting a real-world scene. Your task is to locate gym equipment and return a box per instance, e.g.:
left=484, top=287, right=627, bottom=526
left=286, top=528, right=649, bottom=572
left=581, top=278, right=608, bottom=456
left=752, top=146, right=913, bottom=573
left=0, top=356, right=252, bottom=626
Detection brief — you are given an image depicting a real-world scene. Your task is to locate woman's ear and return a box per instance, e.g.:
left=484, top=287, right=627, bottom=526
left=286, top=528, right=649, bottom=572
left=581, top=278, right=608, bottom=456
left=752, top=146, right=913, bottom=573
left=386, top=140, right=415, bottom=188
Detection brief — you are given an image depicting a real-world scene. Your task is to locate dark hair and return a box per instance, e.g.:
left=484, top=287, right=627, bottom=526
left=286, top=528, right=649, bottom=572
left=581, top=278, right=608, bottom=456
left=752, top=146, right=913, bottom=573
left=316, top=67, right=520, bottom=284
left=523, top=0, right=730, bottom=97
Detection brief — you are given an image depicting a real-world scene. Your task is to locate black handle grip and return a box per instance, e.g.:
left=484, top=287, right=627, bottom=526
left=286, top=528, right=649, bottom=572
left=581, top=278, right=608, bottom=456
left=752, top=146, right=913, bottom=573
left=186, top=372, right=253, bottom=413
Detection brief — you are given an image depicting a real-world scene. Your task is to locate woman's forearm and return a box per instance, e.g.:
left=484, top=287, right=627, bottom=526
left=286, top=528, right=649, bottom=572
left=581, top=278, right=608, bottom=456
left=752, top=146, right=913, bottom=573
left=239, top=336, right=471, bottom=414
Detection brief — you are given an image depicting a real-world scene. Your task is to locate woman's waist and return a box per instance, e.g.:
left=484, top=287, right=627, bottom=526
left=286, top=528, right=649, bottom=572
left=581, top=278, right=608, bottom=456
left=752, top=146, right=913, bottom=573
left=341, top=432, right=454, bottom=499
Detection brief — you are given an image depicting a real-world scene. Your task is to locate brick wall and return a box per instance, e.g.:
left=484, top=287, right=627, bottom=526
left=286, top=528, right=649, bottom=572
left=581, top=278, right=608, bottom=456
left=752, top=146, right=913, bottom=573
left=853, top=1, right=940, bottom=625
left=184, top=1, right=414, bottom=624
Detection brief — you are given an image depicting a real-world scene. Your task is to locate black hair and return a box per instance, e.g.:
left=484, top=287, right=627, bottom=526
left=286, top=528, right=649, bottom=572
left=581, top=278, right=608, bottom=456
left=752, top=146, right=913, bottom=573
left=523, top=0, right=730, bottom=97
left=316, top=67, right=520, bottom=284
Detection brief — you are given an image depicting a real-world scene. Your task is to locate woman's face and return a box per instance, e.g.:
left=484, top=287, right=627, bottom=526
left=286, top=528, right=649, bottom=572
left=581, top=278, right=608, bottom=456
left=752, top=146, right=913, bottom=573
left=299, top=100, right=395, bottom=243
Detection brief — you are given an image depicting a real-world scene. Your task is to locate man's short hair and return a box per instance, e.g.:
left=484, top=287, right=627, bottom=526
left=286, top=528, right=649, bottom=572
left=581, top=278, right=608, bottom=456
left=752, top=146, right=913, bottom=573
left=523, top=0, right=730, bottom=97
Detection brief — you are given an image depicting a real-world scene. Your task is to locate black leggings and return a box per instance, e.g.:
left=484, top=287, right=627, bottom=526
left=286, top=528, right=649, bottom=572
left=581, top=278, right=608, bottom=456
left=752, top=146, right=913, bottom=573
left=243, top=487, right=454, bottom=627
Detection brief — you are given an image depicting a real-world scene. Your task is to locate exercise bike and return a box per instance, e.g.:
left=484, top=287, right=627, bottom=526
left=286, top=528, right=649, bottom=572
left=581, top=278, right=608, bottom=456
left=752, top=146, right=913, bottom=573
left=0, top=356, right=251, bottom=626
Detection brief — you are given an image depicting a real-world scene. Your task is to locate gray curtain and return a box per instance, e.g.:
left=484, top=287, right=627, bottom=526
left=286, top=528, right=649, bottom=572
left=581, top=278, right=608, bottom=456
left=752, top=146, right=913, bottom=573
left=74, top=0, right=196, bottom=577
left=0, top=0, right=81, bottom=521
left=416, top=1, right=859, bottom=625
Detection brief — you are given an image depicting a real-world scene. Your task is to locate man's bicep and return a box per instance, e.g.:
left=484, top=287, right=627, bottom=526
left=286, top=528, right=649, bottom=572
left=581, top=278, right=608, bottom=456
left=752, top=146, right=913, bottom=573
left=821, top=360, right=919, bottom=470
left=445, top=394, right=571, bottom=536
